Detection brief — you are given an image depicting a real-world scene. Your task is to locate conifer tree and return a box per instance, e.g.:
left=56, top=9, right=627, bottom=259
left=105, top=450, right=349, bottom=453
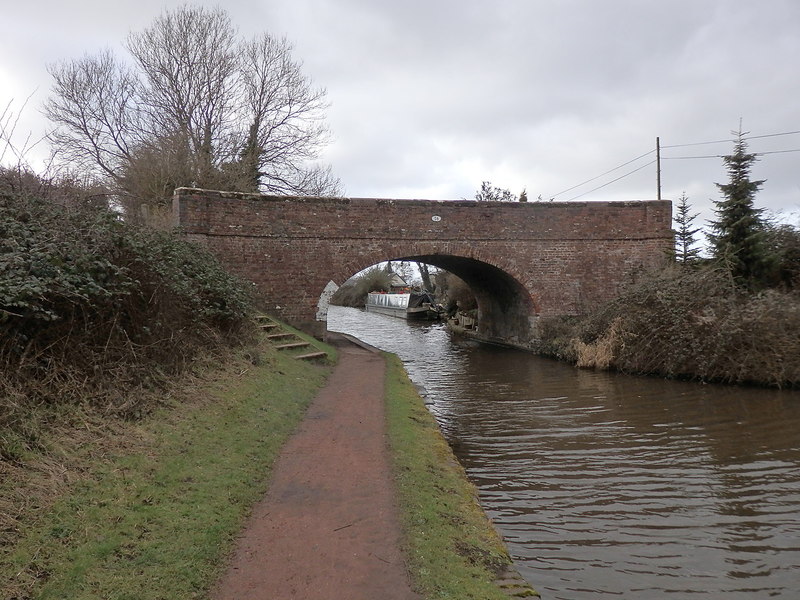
left=707, top=129, right=771, bottom=285
left=673, top=192, right=701, bottom=265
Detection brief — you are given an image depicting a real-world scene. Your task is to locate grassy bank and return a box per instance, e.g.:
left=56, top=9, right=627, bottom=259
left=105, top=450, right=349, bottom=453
left=384, top=353, right=538, bottom=599
left=3, top=330, right=539, bottom=599
left=1, top=334, right=334, bottom=600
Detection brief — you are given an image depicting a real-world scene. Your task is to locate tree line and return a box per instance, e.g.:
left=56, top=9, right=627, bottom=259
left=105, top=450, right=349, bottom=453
left=43, top=5, right=341, bottom=222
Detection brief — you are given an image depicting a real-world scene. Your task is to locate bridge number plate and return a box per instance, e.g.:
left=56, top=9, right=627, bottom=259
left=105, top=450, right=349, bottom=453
left=431, top=215, right=441, bottom=222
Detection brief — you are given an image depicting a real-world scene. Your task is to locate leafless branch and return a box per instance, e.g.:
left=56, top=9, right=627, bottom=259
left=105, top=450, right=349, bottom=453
left=43, top=5, right=340, bottom=208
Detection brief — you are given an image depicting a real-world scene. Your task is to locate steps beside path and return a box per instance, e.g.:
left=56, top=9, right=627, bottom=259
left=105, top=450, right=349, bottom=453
left=273, top=341, right=311, bottom=351
left=265, top=332, right=296, bottom=341
left=254, top=315, right=330, bottom=362
left=294, top=351, right=328, bottom=361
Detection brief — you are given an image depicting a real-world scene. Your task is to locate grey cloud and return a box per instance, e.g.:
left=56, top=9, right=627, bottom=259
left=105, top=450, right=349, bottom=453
left=3, top=0, right=799, bottom=225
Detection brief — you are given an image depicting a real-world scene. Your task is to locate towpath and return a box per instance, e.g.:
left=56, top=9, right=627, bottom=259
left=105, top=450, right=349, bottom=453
left=213, top=336, right=421, bottom=600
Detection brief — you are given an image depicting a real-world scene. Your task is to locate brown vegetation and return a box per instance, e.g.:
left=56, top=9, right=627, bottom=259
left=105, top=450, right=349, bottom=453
left=538, top=265, right=800, bottom=388
left=44, top=5, right=340, bottom=221
left=434, top=271, right=477, bottom=316
left=329, top=266, right=392, bottom=307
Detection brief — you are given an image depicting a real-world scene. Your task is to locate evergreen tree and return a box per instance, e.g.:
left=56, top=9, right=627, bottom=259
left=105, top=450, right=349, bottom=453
left=707, top=130, right=771, bottom=285
left=673, top=192, right=701, bottom=265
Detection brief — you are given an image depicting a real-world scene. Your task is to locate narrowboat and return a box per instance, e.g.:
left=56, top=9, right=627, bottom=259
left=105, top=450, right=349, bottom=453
left=365, top=291, right=441, bottom=320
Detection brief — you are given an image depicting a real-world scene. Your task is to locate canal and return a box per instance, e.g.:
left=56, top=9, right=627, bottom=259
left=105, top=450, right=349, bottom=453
left=328, top=306, right=800, bottom=599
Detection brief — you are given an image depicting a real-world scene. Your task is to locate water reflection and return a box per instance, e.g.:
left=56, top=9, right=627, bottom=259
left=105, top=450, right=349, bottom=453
left=328, top=306, right=800, bottom=599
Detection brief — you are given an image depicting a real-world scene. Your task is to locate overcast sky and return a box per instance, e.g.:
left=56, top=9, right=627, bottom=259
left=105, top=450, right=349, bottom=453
left=2, top=0, right=799, bottom=231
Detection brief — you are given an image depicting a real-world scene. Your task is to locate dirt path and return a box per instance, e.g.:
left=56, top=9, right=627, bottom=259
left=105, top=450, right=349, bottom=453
left=213, top=337, right=421, bottom=600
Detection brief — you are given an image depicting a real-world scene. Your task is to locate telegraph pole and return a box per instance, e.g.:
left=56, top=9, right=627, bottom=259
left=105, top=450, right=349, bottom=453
left=656, top=136, right=662, bottom=200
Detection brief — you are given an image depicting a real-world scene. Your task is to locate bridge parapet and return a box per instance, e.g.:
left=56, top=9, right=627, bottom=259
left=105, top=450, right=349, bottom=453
left=175, top=188, right=670, bottom=241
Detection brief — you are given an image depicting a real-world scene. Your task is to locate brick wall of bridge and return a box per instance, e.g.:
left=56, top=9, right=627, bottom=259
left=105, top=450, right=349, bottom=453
left=173, top=188, right=673, bottom=343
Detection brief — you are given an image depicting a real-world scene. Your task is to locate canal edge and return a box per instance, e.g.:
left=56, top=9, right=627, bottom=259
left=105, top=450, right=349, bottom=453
left=373, top=341, right=540, bottom=599
left=406, top=365, right=541, bottom=599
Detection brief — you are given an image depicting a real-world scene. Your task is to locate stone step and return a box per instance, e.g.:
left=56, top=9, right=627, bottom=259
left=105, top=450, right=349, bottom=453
left=266, top=332, right=296, bottom=340
left=294, top=351, right=328, bottom=361
left=274, top=341, right=311, bottom=350
left=258, top=323, right=279, bottom=330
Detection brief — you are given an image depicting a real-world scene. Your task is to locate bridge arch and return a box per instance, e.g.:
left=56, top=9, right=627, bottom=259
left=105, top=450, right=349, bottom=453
left=173, top=188, right=673, bottom=349
left=320, top=253, right=540, bottom=346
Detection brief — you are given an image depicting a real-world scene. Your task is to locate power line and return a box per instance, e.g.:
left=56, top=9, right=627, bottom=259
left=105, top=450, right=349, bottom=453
left=756, top=148, right=800, bottom=155
left=661, top=138, right=732, bottom=149
left=566, top=159, right=657, bottom=201
left=548, top=128, right=799, bottom=202
left=662, top=147, right=800, bottom=160
left=661, top=128, right=800, bottom=149
left=748, top=129, right=800, bottom=141
left=662, top=154, right=723, bottom=160
left=551, top=149, right=655, bottom=199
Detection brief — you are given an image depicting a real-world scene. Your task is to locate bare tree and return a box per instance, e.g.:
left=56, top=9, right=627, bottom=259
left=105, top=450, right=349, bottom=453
left=415, top=261, right=436, bottom=292
left=45, top=50, right=141, bottom=180
left=45, top=5, right=340, bottom=217
left=238, top=34, right=332, bottom=194
left=126, top=6, right=239, bottom=182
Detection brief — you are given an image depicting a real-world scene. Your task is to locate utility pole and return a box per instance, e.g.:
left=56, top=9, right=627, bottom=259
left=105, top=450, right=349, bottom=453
left=656, top=136, right=662, bottom=200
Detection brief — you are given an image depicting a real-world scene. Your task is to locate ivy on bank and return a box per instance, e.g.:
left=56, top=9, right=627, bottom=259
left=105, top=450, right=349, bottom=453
left=0, top=190, right=252, bottom=458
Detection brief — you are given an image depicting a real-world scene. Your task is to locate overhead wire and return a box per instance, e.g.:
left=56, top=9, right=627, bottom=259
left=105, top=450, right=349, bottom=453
left=661, top=129, right=800, bottom=160
left=549, top=128, right=799, bottom=201
left=662, top=154, right=723, bottom=160
left=662, top=148, right=800, bottom=160
left=566, top=159, right=657, bottom=201
left=661, top=138, right=732, bottom=149
left=747, top=129, right=800, bottom=141
left=756, top=148, right=800, bottom=155
left=663, top=129, right=800, bottom=149
left=550, top=149, right=655, bottom=199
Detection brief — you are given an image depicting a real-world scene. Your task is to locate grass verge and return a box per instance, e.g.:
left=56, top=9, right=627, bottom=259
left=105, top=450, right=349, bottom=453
left=1, top=334, right=334, bottom=600
left=384, top=352, right=538, bottom=599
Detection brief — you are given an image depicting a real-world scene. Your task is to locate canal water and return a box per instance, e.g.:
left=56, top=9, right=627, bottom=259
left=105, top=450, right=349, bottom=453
left=327, top=306, right=800, bottom=599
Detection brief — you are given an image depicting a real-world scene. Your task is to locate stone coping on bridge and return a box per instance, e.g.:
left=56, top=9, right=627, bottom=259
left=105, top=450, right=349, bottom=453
left=173, top=187, right=673, bottom=242
left=174, top=186, right=667, bottom=209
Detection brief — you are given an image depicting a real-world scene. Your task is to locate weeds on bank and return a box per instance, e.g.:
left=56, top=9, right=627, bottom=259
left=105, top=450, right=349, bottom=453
left=538, top=265, right=800, bottom=387
left=383, top=353, right=527, bottom=599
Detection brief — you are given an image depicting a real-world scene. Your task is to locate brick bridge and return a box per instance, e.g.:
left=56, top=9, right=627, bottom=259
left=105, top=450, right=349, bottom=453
left=173, top=188, right=673, bottom=349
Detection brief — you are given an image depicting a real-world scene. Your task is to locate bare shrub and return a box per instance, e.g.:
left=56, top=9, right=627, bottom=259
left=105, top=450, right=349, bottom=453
left=533, top=316, right=578, bottom=361
left=330, top=267, right=391, bottom=307
left=435, top=271, right=477, bottom=315
left=562, top=265, right=800, bottom=387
